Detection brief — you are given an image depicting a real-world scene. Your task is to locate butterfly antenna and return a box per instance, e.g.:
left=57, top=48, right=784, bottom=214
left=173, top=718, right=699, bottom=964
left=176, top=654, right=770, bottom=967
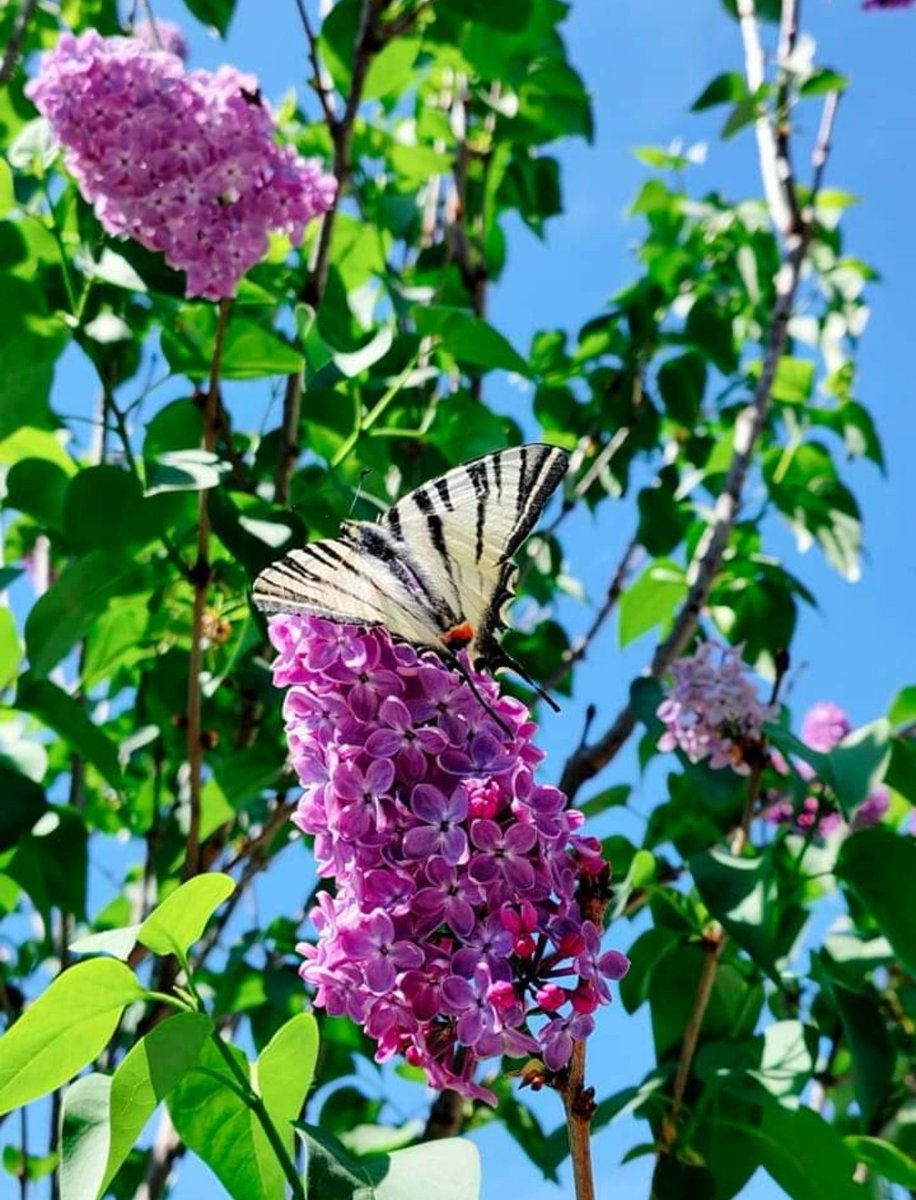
left=348, top=468, right=372, bottom=517
left=445, top=653, right=514, bottom=739
left=488, top=647, right=561, bottom=713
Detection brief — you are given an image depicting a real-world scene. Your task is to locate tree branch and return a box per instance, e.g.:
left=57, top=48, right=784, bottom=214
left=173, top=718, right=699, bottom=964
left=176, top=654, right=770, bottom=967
left=184, top=298, right=232, bottom=881
left=293, top=0, right=338, bottom=129
left=560, top=0, right=840, bottom=804
left=0, top=0, right=40, bottom=89
left=544, top=537, right=642, bottom=692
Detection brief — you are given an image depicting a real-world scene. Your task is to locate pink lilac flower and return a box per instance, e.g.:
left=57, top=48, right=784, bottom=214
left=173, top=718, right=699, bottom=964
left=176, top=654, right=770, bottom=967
left=657, top=641, right=774, bottom=774
left=800, top=702, right=851, bottom=752
left=269, top=614, right=629, bottom=1104
left=763, top=701, right=888, bottom=837
left=27, top=31, right=336, bottom=300
left=133, top=18, right=189, bottom=61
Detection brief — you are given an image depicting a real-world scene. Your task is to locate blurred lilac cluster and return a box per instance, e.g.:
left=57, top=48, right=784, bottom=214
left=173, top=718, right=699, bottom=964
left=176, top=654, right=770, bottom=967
left=269, top=615, right=629, bottom=1104
left=27, top=31, right=336, bottom=299
left=763, top=701, right=889, bottom=836
left=133, top=18, right=189, bottom=61
left=657, top=641, right=774, bottom=773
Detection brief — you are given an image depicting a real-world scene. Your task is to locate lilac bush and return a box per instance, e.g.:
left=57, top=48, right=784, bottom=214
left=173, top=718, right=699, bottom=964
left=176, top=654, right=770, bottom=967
left=27, top=31, right=336, bottom=299
left=269, top=615, right=629, bottom=1103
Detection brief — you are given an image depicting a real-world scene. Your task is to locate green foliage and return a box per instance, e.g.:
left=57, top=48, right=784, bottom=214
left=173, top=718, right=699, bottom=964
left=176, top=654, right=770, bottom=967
left=0, top=2, right=911, bottom=1199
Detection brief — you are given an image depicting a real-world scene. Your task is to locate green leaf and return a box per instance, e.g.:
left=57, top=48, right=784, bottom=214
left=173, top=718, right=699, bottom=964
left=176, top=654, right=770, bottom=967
left=138, top=873, right=235, bottom=960
left=736, top=1102, right=868, bottom=1200
left=181, top=0, right=237, bottom=36
left=691, top=849, right=785, bottom=972
left=413, top=307, right=530, bottom=376
left=0, top=606, right=20, bottom=689
left=162, top=310, right=304, bottom=380
left=843, top=1137, right=916, bottom=1188
left=257, top=1013, right=319, bottom=1163
left=0, top=959, right=144, bottom=1115
left=691, top=71, right=748, bottom=111
left=888, top=685, right=916, bottom=728
left=814, top=953, right=894, bottom=1128
left=826, top=719, right=890, bottom=815
left=684, top=295, right=737, bottom=374
left=145, top=449, right=228, bottom=496
left=657, top=352, right=707, bottom=424
left=298, top=1124, right=482, bottom=1200
left=60, top=1074, right=112, bottom=1200
left=363, top=39, right=421, bottom=101
left=0, top=761, right=46, bottom=853
left=70, top=926, right=141, bottom=961
left=62, top=466, right=148, bottom=552
left=836, top=828, right=916, bottom=974
left=579, top=784, right=631, bottom=819
left=800, top=69, right=849, bottom=97
left=4, top=458, right=70, bottom=530
left=168, top=1038, right=286, bottom=1200
left=24, top=549, right=147, bottom=677
left=103, top=1014, right=212, bottom=1194
left=618, top=560, right=686, bottom=647
left=16, top=674, right=122, bottom=789
left=771, top=357, right=816, bottom=405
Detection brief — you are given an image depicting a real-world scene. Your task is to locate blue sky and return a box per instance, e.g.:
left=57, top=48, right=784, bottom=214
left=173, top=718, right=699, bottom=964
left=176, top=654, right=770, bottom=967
left=31, top=1, right=916, bottom=1197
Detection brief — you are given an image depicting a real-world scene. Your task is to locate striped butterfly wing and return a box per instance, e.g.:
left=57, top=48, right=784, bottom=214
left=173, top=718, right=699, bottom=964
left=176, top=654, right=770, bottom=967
left=378, top=444, right=569, bottom=655
left=251, top=523, right=460, bottom=650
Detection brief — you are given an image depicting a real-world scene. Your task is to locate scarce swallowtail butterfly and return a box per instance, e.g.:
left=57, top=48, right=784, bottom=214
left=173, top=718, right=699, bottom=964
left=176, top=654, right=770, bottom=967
left=252, top=444, right=569, bottom=709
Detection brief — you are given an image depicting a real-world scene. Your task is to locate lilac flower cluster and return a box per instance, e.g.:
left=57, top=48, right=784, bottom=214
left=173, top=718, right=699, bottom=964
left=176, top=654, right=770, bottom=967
left=27, top=31, right=336, bottom=299
left=269, top=615, right=629, bottom=1104
left=657, top=641, right=774, bottom=773
left=763, top=702, right=889, bottom=836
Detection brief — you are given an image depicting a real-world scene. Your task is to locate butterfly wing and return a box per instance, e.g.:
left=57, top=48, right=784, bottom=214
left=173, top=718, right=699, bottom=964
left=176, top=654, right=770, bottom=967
left=378, top=443, right=569, bottom=655
left=251, top=524, right=459, bottom=649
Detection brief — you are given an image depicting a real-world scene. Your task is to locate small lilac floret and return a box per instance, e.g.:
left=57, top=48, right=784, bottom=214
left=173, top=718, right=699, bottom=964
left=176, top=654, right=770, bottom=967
left=270, top=614, right=629, bottom=1103
left=27, top=31, right=336, bottom=299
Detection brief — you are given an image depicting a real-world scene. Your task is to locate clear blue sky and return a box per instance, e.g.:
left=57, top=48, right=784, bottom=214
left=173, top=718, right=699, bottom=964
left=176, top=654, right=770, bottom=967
left=49, top=1, right=916, bottom=1197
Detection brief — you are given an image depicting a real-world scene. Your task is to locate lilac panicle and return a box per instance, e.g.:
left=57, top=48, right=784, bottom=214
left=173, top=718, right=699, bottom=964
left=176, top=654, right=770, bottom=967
left=269, top=614, right=629, bottom=1104
left=657, top=641, right=774, bottom=773
left=27, top=31, right=336, bottom=300
left=133, top=18, right=189, bottom=61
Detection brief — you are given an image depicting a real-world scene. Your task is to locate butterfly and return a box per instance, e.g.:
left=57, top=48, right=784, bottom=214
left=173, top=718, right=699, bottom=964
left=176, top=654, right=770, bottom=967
left=252, top=444, right=569, bottom=710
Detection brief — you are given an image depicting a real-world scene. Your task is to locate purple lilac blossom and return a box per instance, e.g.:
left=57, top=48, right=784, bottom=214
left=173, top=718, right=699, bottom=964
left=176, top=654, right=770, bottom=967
left=27, top=31, right=336, bottom=300
left=269, top=614, right=629, bottom=1103
left=656, top=641, right=774, bottom=773
left=762, top=701, right=888, bottom=836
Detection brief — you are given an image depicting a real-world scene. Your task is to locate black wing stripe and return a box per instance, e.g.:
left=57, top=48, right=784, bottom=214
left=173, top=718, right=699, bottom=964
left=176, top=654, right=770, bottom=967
left=434, top=477, right=454, bottom=511
left=465, top=460, right=490, bottom=563
left=504, top=446, right=568, bottom=560
left=357, top=525, right=454, bottom=630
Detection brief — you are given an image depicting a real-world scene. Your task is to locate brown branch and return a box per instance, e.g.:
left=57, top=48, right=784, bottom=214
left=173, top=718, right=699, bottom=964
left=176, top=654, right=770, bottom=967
left=184, top=298, right=232, bottom=881
left=136, top=1106, right=184, bottom=1200
left=559, top=3, right=840, bottom=805
left=0, top=0, right=40, bottom=89
left=293, top=0, right=338, bottom=128
left=422, top=1090, right=466, bottom=1141
left=659, top=931, right=727, bottom=1149
left=275, top=372, right=302, bottom=506
left=544, top=537, right=642, bottom=692
left=305, top=0, right=387, bottom=309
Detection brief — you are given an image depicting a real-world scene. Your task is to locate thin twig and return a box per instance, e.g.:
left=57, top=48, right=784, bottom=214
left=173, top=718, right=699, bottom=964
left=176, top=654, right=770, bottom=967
left=275, top=372, right=302, bottom=505
left=184, top=298, right=232, bottom=881
left=559, top=1, right=841, bottom=804
left=18, top=1105, right=28, bottom=1200
left=559, top=1041, right=596, bottom=1200
left=544, top=538, right=642, bottom=691
left=293, top=0, right=338, bottom=128
left=0, top=0, right=40, bottom=89
left=659, top=932, right=727, bottom=1148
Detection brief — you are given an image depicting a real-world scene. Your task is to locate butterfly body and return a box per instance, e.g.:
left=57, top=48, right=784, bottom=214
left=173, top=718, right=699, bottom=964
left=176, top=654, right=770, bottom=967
left=252, top=444, right=569, bottom=677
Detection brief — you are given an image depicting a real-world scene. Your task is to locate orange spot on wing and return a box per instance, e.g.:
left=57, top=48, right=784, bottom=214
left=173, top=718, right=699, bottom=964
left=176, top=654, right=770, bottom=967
left=442, top=621, right=474, bottom=649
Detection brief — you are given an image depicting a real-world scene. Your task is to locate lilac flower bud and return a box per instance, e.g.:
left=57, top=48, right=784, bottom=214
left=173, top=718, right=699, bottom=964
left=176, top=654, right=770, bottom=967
left=269, top=614, right=629, bottom=1104
left=27, top=31, right=335, bottom=300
